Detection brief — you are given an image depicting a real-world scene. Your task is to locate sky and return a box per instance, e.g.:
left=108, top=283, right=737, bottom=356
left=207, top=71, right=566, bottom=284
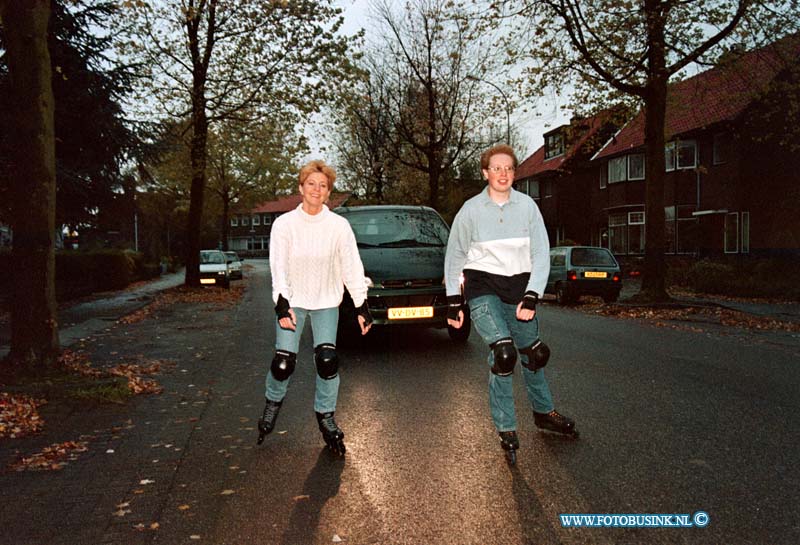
left=330, top=0, right=571, bottom=160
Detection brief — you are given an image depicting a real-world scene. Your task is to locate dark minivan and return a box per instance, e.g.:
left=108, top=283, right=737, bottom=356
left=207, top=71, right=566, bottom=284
left=334, top=205, right=470, bottom=342
left=545, top=246, right=622, bottom=304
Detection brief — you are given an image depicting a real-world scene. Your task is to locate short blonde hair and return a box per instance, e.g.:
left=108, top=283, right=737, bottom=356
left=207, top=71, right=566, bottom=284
left=480, top=144, right=518, bottom=170
left=298, top=159, right=336, bottom=189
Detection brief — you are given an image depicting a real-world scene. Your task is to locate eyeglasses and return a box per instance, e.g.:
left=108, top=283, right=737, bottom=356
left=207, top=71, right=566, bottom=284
left=487, top=166, right=515, bottom=173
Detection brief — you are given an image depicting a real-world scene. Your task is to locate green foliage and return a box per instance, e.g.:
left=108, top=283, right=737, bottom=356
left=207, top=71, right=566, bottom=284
left=56, top=249, right=147, bottom=298
left=71, top=379, right=131, bottom=404
left=687, top=258, right=800, bottom=299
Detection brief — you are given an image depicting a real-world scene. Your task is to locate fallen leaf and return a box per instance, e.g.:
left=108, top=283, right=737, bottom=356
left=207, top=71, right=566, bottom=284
left=293, top=495, right=310, bottom=501
left=178, top=504, right=191, bottom=511
left=220, top=489, right=235, bottom=495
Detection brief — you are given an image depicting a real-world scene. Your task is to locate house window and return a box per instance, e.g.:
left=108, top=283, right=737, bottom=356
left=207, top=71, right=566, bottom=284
left=628, top=211, right=645, bottom=254
left=665, top=142, right=676, bottom=172
left=542, top=179, right=552, bottom=198
left=677, top=140, right=697, bottom=169
left=724, top=212, right=739, bottom=253
left=231, top=216, right=238, bottom=227
left=608, top=156, right=627, bottom=183
left=741, top=211, right=750, bottom=254
left=713, top=132, right=732, bottom=165
left=599, top=164, right=607, bottom=189
left=609, top=213, right=628, bottom=255
left=544, top=132, right=564, bottom=160
left=252, top=215, right=260, bottom=226
left=528, top=180, right=540, bottom=199
left=666, top=205, right=698, bottom=254
left=628, top=153, right=645, bottom=180
left=241, top=215, right=249, bottom=226
left=263, top=214, right=272, bottom=226
left=665, top=140, right=697, bottom=170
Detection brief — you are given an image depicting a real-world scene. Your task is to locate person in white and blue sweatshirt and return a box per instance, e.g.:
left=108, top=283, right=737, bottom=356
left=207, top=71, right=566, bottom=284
left=256, top=160, right=372, bottom=455
left=445, top=144, right=578, bottom=464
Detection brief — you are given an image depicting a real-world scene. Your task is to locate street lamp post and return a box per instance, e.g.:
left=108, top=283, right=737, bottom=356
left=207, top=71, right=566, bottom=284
left=468, top=75, right=511, bottom=144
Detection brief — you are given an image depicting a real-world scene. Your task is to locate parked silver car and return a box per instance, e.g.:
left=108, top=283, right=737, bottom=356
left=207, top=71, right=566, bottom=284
left=224, top=251, right=243, bottom=280
left=199, top=250, right=231, bottom=288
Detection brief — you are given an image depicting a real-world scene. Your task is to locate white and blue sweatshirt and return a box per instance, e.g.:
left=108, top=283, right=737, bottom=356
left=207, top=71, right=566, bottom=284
left=445, top=187, right=550, bottom=304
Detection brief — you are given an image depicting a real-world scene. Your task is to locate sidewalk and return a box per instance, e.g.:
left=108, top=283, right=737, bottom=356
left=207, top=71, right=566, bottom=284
left=0, top=269, right=186, bottom=359
left=617, top=277, right=800, bottom=324
left=0, top=267, right=256, bottom=545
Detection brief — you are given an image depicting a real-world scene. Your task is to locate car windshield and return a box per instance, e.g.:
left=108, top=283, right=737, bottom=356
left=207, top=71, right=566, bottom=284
left=570, top=248, right=617, bottom=267
left=340, top=209, right=449, bottom=248
left=200, top=251, right=225, bottom=264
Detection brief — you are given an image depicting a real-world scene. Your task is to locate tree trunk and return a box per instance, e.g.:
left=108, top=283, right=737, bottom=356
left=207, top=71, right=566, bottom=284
left=639, top=1, right=670, bottom=302
left=0, top=0, right=60, bottom=368
left=184, top=102, right=208, bottom=286
left=221, top=196, right=230, bottom=251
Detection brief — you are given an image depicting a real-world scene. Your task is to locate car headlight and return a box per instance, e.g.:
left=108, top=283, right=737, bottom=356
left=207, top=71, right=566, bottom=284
left=217, top=271, right=225, bottom=275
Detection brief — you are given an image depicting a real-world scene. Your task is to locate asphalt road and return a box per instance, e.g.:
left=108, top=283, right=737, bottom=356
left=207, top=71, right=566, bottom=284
left=2, top=259, right=798, bottom=544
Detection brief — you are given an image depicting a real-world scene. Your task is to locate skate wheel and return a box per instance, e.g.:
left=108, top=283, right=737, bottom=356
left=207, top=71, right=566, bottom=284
left=256, top=433, right=265, bottom=445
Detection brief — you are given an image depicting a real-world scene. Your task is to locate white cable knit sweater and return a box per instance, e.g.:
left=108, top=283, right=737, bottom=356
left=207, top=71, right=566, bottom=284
left=269, top=204, right=368, bottom=310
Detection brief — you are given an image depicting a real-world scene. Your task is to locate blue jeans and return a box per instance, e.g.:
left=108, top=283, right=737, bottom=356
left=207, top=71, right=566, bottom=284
left=468, top=294, right=555, bottom=432
left=265, top=307, right=340, bottom=413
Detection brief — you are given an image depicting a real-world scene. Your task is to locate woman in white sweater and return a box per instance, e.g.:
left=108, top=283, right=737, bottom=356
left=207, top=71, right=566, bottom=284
left=256, top=160, right=372, bottom=455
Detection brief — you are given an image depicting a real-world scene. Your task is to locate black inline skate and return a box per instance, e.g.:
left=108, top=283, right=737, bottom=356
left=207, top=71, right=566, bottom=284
left=316, top=411, right=346, bottom=456
left=499, top=430, right=519, bottom=465
left=533, top=410, right=579, bottom=438
left=256, top=399, right=282, bottom=445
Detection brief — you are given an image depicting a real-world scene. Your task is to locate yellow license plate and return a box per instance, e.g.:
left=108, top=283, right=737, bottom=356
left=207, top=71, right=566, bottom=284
left=200, top=278, right=216, bottom=285
left=584, top=271, right=608, bottom=279
left=388, top=306, right=434, bottom=320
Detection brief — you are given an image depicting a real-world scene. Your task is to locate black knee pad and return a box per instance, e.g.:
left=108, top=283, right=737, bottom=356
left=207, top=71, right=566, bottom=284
left=270, top=350, right=297, bottom=381
left=520, top=340, right=550, bottom=372
left=490, top=338, right=517, bottom=376
left=314, top=343, right=339, bottom=380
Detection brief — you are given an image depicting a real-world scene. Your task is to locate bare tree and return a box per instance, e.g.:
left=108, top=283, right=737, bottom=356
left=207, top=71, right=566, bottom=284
left=361, top=0, right=512, bottom=211
left=118, top=0, right=356, bottom=285
left=499, top=0, right=797, bottom=301
left=0, top=0, right=59, bottom=368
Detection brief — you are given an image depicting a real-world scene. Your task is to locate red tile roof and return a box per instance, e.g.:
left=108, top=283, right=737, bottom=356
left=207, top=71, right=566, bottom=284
left=515, top=113, right=610, bottom=179
left=595, top=36, right=800, bottom=159
left=246, top=192, right=352, bottom=214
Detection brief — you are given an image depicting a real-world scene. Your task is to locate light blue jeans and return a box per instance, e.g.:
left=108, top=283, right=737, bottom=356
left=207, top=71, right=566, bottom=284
left=265, top=306, right=340, bottom=413
left=468, top=294, right=555, bottom=432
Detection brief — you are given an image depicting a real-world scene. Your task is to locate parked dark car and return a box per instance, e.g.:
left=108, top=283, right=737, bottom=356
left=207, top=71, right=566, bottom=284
left=334, top=205, right=470, bottom=342
left=545, top=246, right=622, bottom=304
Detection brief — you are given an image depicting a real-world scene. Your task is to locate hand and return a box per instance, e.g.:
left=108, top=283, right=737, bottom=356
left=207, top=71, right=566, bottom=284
left=447, top=309, right=465, bottom=329
left=446, top=294, right=464, bottom=328
left=355, top=301, right=373, bottom=335
left=516, top=301, right=535, bottom=322
left=517, top=291, right=538, bottom=321
left=278, top=308, right=297, bottom=331
left=357, top=315, right=372, bottom=335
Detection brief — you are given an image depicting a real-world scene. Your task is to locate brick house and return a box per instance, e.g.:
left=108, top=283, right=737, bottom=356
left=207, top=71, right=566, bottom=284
left=513, top=110, right=621, bottom=246
left=227, top=192, right=352, bottom=255
left=590, top=38, right=800, bottom=258
left=515, top=37, right=800, bottom=259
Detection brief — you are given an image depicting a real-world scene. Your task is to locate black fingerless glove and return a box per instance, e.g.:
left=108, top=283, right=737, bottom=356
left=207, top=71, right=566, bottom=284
left=355, top=300, right=373, bottom=326
left=447, top=294, right=464, bottom=321
left=520, top=291, right=539, bottom=312
left=275, top=294, right=291, bottom=320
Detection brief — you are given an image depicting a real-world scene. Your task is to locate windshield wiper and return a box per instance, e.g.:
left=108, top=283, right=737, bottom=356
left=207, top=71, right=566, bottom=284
left=357, top=241, right=381, bottom=248
left=377, top=239, right=443, bottom=248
